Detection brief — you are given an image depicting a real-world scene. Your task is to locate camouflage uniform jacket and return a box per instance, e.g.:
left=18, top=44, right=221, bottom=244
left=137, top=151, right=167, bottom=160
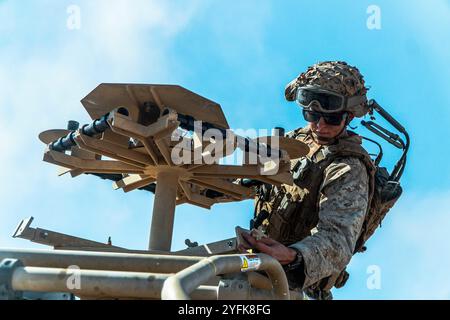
left=255, top=126, right=375, bottom=295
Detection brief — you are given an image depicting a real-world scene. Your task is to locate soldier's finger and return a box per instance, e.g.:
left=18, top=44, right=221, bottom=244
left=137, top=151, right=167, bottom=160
left=279, top=259, right=291, bottom=266
left=238, top=235, right=252, bottom=249
left=242, top=238, right=253, bottom=248
left=258, top=237, right=278, bottom=246
left=242, top=232, right=257, bottom=246
left=237, top=244, right=249, bottom=253
left=254, top=241, right=273, bottom=255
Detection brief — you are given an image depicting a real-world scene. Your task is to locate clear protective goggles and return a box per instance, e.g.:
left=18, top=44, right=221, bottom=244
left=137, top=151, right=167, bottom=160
left=296, top=85, right=366, bottom=113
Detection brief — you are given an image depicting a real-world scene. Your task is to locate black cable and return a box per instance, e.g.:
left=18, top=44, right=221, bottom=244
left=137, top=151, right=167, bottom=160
left=361, top=136, right=383, bottom=166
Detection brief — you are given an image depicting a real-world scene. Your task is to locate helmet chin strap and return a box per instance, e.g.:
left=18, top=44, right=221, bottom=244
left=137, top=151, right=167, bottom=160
left=312, top=132, right=337, bottom=144
left=312, top=113, right=350, bottom=145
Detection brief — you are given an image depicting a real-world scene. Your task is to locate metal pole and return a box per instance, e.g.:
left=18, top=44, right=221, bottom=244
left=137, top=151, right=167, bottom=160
left=0, top=248, right=202, bottom=273
left=247, top=271, right=274, bottom=290
left=12, top=267, right=168, bottom=299
left=217, top=279, right=296, bottom=300
left=190, top=286, right=218, bottom=300
left=149, top=170, right=179, bottom=252
left=10, top=266, right=218, bottom=300
left=161, top=254, right=290, bottom=300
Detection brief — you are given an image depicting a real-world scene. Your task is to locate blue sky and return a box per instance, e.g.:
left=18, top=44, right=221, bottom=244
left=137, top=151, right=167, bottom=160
left=1, top=0, right=450, bottom=299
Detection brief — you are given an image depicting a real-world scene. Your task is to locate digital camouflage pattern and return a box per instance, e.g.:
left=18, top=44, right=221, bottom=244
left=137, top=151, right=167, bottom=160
left=254, top=127, right=375, bottom=298
left=284, top=61, right=369, bottom=117
left=289, top=156, right=369, bottom=289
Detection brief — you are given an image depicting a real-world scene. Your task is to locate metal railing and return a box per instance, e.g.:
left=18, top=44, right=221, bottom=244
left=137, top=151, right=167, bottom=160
left=162, top=254, right=290, bottom=300
left=0, top=249, right=290, bottom=300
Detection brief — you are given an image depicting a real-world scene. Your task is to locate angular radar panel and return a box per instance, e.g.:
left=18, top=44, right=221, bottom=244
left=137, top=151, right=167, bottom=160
left=253, top=136, right=310, bottom=160
left=81, top=84, right=230, bottom=130
left=39, top=83, right=307, bottom=253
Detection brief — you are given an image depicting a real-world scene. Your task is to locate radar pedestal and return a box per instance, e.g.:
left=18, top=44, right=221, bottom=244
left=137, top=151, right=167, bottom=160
left=150, top=170, right=179, bottom=251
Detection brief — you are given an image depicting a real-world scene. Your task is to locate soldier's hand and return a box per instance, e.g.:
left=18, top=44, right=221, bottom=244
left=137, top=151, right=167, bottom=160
left=240, top=233, right=297, bottom=265
left=237, top=231, right=254, bottom=253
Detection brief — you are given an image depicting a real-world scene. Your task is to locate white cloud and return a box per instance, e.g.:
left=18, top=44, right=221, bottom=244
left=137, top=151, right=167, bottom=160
left=80, top=0, right=201, bottom=78
left=336, top=190, right=450, bottom=299
left=396, top=0, right=450, bottom=96
left=206, top=1, right=272, bottom=62
left=388, top=191, right=450, bottom=299
left=0, top=0, right=200, bottom=247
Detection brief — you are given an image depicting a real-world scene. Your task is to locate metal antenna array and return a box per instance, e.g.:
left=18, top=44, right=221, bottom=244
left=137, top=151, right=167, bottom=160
left=1, top=84, right=310, bottom=300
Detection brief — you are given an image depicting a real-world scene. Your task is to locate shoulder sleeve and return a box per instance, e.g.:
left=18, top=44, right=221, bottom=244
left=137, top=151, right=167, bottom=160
left=289, top=157, right=369, bottom=289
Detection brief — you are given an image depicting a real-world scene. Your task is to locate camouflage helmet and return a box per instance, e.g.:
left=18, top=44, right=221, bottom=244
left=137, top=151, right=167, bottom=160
left=285, top=61, right=369, bottom=117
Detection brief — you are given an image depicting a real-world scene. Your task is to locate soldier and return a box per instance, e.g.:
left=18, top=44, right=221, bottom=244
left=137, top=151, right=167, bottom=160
left=238, top=61, right=376, bottom=300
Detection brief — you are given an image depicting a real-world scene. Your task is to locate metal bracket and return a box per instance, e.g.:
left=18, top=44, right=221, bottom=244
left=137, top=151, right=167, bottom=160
left=176, top=237, right=237, bottom=256
left=12, top=217, right=35, bottom=239
left=218, top=279, right=251, bottom=300
left=0, top=259, right=24, bottom=300
left=13, top=217, right=127, bottom=252
left=185, top=239, right=199, bottom=248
